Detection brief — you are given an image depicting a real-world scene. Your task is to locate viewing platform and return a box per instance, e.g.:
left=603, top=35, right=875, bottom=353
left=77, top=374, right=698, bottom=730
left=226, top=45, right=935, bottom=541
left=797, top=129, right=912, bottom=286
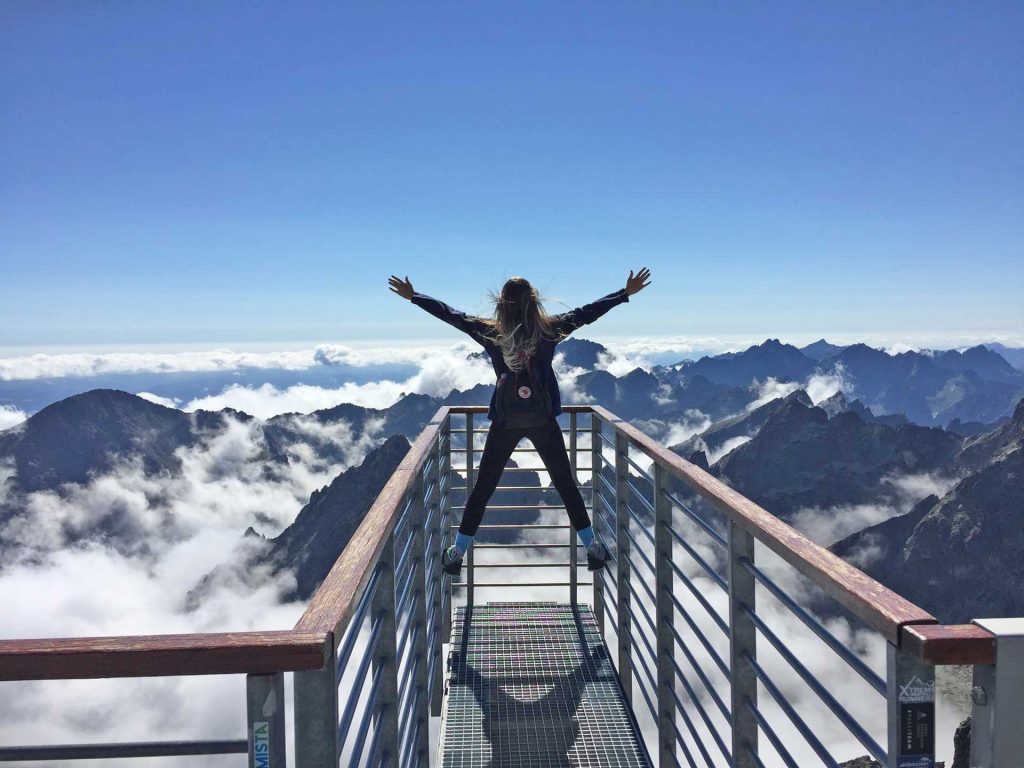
left=0, top=404, right=1021, bottom=767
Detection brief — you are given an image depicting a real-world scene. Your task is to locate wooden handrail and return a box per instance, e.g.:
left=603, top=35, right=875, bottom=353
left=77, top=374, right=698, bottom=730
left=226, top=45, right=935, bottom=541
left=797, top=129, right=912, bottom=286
left=588, top=405, right=938, bottom=645
left=0, top=630, right=330, bottom=681
left=901, top=624, right=996, bottom=665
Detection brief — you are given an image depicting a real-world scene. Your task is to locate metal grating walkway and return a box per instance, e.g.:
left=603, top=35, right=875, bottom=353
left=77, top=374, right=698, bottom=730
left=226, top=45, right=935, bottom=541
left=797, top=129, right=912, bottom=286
left=438, top=602, right=652, bottom=768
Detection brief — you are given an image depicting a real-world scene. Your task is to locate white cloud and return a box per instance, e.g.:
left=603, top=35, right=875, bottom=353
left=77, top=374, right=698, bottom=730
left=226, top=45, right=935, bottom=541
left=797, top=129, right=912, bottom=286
left=0, top=408, right=393, bottom=765
left=552, top=354, right=595, bottom=406
left=843, top=531, right=887, bottom=570
left=181, top=346, right=494, bottom=418
left=745, top=363, right=852, bottom=415
left=0, top=342, right=457, bottom=381
left=806, top=363, right=851, bottom=404
left=0, top=405, right=28, bottom=431
left=885, top=472, right=957, bottom=501
left=790, top=501, right=907, bottom=548
left=594, top=348, right=653, bottom=378
left=747, top=378, right=802, bottom=411
left=135, top=391, right=181, bottom=408
left=652, top=381, right=675, bottom=406
left=0, top=458, right=15, bottom=506
left=1, top=414, right=385, bottom=564
left=0, top=533, right=306, bottom=766
left=706, top=435, right=752, bottom=464
left=185, top=380, right=406, bottom=418
left=788, top=471, right=957, bottom=547
left=602, top=336, right=760, bottom=361
left=663, top=410, right=713, bottom=447
left=6, top=331, right=1023, bottom=382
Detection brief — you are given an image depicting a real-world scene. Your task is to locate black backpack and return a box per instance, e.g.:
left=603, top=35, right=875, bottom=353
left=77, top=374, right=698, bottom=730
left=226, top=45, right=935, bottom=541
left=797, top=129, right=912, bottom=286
left=497, top=356, right=552, bottom=429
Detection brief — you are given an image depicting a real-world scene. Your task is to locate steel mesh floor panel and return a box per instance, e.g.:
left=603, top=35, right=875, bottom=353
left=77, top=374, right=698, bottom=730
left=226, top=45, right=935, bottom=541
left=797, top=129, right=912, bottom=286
left=438, top=602, right=651, bottom=767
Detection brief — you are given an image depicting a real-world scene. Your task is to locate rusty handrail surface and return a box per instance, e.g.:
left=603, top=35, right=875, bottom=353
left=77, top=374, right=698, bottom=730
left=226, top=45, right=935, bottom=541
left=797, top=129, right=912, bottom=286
left=0, top=403, right=994, bottom=683
left=0, top=631, right=330, bottom=681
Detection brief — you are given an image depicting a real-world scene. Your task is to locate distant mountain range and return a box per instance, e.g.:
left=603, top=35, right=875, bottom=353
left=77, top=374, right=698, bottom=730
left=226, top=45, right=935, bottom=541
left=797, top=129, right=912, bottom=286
left=1, top=335, right=1021, bottom=624
left=665, top=338, right=1023, bottom=427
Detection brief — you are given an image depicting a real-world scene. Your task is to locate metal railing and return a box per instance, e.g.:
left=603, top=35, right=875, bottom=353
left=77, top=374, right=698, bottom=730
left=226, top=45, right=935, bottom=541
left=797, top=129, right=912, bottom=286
left=0, top=403, right=1021, bottom=768
left=580, top=404, right=1022, bottom=768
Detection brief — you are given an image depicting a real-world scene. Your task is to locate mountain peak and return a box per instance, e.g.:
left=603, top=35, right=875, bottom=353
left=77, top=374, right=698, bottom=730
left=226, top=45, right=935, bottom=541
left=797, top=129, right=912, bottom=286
left=800, top=339, right=845, bottom=361
left=784, top=389, right=814, bottom=407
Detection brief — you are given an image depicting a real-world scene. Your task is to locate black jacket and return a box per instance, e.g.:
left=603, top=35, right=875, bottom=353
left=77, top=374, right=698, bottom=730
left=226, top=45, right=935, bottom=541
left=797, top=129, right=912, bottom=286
left=410, top=287, right=630, bottom=423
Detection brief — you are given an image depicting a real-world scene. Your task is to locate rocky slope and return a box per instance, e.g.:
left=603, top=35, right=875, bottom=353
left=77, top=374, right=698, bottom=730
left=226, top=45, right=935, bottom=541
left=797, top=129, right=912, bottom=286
left=832, top=400, right=1024, bottom=623
left=712, top=396, right=960, bottom=519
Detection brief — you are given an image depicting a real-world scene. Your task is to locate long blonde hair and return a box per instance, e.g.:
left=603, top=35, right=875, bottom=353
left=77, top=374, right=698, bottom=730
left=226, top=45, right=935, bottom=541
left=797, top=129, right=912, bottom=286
left=474, top=277, right=564, bottom=372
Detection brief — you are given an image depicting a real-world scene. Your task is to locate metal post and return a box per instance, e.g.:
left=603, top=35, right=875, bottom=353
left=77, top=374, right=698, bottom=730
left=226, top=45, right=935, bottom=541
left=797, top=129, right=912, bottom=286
left=591, top=413, right=605, bottom=634
left=653, top=462, right=676, bottom=766
left=886, top=642, right=935, bottom=768
left=441, top=416, right=453, bottom=648
left=569, top=410, right=578, bottom=608
left=407, top=472, right=431, bottom=766
left=371, top=530, right=401, bottom=768
left=969, top=618, right=1024, bottom=768
left=465, top=412, right=475, bottom=609
left=728, top=521, right=758, bottom=767
left=429, top=427, right=445, bottom=717
left=293, top=636, right=338, bottom=768
left=614, top=429, right=633, bottom=703
left=247, top=672, right=286, bottom=768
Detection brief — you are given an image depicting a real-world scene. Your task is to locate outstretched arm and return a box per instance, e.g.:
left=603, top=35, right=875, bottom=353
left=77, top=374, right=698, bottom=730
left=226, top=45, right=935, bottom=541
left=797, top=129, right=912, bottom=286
left=553, top=267, right=651, bottom=338
left=389, top=274, right=489, bottom=345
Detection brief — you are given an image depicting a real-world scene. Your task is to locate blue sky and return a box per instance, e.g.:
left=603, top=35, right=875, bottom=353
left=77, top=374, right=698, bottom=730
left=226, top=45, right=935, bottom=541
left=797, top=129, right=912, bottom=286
left=2, top=1, right=1022, bottom=350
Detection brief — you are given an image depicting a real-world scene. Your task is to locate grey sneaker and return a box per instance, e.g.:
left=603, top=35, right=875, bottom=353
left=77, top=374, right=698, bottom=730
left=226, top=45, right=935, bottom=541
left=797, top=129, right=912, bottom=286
left=586, top=541, right=614, bottom=572
left=441, top=545, right=464, bottom=576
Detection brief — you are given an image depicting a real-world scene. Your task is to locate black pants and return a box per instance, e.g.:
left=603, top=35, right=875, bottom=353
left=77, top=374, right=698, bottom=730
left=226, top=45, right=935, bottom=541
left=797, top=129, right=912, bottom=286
left=459, top=416, right=592, bottom=537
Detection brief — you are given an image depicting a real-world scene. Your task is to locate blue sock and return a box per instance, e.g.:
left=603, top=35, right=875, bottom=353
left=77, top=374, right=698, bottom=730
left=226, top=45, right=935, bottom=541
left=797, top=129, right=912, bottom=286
left=454, top=531, right=474, bottom=557
left=576, top=525, right=595, bottom=550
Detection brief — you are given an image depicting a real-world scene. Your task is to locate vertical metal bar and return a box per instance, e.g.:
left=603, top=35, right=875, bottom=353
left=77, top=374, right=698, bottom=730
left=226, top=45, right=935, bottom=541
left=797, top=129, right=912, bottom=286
left=569, top=410, right=578, bottom=608
left=371, top=530, right=401, bottom=768
left=614, top=429, right=633, bottom=704
left=886, top=642, right=935, bottom=768
left=968, top=618, right=1024, bottom=768
left=247, top=672, right=286, bottom=768
left=441, top=416, right=453, bottom=647
left=728, top=521, right=758, bottom=767
left=407, top=472, right=431, bottom=766
left=293, top=635, right=338, bottom=768
left=591, top=413, right=605, bottom=634
left=653, top=462, right=676, bottom=766
left=465, top=411, right=475, bottom=609
left=971, top=662, right=996, bottom=768
left=429, top=423, right=445, bottom=717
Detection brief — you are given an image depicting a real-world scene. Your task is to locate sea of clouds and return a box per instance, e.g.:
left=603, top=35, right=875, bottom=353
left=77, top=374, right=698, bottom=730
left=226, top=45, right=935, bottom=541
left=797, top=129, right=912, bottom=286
left=0, top=336, right=980, bottom=765
left=0, top=408, right=388, bottom=764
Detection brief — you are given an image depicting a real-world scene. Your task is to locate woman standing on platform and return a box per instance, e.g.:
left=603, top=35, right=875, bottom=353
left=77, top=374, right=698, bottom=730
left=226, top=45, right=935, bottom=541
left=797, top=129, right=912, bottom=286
left=388, top=269, right=651, bottom=576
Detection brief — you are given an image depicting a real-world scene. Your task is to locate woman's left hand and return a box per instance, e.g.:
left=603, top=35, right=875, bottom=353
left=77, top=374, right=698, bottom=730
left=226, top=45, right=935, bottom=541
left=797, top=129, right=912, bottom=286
left=625, top=267, right=651, bottom=296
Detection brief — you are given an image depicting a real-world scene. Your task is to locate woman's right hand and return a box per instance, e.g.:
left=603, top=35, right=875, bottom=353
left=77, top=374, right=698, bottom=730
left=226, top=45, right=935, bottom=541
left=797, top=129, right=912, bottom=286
left=389, top=274, right=414, bottom=300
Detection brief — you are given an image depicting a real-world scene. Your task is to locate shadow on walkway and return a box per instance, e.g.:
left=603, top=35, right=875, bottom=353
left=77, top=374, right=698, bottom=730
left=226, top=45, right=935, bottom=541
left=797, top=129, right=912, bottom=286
left=450, top=605, right=612, bottom=768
